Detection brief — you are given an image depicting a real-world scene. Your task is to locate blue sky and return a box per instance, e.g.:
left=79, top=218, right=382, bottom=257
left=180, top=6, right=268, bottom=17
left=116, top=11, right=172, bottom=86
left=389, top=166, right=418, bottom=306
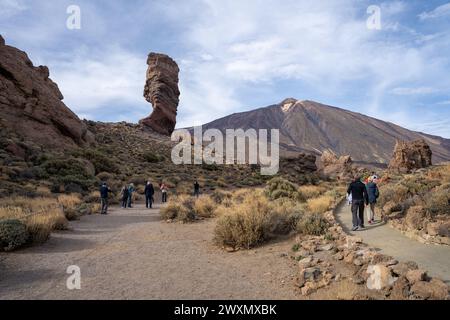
left=1, top=0, right=450, bottom=138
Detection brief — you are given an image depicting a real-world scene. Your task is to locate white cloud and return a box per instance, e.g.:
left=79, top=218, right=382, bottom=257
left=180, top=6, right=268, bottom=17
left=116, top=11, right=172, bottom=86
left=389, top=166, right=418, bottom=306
left=0, top=0, right=27, bottom=18
left=49, top=46, right=149, bottom=121
left=419, top=2, right=450, bottom=20
left=390, top=87, right=439, bottom=95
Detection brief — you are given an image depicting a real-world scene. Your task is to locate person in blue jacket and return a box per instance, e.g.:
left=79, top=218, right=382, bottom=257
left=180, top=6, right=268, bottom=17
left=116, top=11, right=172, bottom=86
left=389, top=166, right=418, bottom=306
left=366, top=176, right=380, bottom=224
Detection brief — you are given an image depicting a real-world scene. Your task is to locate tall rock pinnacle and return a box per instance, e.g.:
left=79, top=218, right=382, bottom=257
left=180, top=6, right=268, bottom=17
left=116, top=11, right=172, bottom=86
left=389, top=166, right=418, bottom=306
left=140, top=53, right=180, bottom=136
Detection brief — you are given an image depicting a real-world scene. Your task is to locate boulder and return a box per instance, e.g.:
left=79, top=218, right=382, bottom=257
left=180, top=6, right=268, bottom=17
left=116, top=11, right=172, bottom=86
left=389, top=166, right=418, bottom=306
left=390, top=276, right=411, bottom=300
left=388, top=140, right=432, bottom=173
left=140, top=53, right=180, bottom=136
left=0, top=35, right=93, bottom=148
left=405, top=206, right=426, bottom=230
left=405, top=269, right=428, bottom=284
left=410, top=279, right=449, bottom=300
left=391, top=261, right=419, bottom=277
left=366, top=265, right=398, bottom=290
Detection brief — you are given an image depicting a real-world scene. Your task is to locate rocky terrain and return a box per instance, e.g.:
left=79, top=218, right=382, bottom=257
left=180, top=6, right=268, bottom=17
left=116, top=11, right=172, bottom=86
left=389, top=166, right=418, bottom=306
left=140, top=53, right=180, bottom=136
left=201, top=98, right=450, bottom=166
left=0, top=35, right=93, bottom=151
left=389, top=139, right=433, bottom=173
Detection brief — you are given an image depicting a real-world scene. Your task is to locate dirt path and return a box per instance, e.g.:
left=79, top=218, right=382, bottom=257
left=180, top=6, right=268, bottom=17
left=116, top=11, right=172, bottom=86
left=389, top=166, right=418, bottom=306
left=0, top=204, right=299, bottom=300
left=335, top=202, right=450, bottom=284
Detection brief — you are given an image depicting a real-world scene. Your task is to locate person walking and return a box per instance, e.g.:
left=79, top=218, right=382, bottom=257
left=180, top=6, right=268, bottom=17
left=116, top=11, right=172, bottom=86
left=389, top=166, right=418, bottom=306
left=120, top=185, right=129, bottom=209
left=194, top=180, right=200, bottom=198
left=100, top=182, right=112, bottom=215
left=160, top=183, right=168, bottom=203
left=347, top=175, right=369, bottom=231
left=366, top=176, right=380, bottom=224
left=145, top=181, right=155, bottom=209
left=127, top=183, right=135, bottom=208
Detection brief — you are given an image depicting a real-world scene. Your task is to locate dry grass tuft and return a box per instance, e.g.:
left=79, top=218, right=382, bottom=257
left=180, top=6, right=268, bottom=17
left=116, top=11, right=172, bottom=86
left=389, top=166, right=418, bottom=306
left=298, top=185, right=327, bottom=200
left=194, top=195, right=216, bottom=218
left=306, top=195, right=334, bottom=214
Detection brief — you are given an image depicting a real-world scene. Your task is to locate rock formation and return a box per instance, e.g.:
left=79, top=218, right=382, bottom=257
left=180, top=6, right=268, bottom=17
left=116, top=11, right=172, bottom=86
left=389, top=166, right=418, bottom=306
left=0, top=35, right=93, bottom=150
left=140, top=53, right=180, bottom=136
left=319, top=149, right=354, bottom=180
left=388, top=140, right=432, bottom=173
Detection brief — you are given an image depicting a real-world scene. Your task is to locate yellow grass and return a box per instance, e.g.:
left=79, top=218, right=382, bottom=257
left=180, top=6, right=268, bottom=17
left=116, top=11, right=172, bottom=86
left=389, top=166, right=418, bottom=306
left=306, top=195, right=334, bottom=214
left=0, top=197, right=68, bottom=243
left=298, top=185, right=327, bottom=200
left=57, top=194, right=82, bottom=210
left=194, top=195, right=216, bottom=218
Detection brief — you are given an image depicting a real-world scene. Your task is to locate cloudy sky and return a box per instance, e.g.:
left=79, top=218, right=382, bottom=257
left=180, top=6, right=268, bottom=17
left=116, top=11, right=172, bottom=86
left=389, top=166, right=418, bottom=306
left=1, top=0, right=450, bottom=137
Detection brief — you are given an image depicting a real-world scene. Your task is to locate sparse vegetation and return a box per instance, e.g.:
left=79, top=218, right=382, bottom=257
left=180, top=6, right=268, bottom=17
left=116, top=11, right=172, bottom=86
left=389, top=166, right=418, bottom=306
left=194, top=195, right=216, bottom=218
left=265, top=177, right=305, bottom=202
left=307, top=195, right=334, bottom=214
left=296, top=213, right=330, bottom=236
left=0, top=219, right=29, bottom=251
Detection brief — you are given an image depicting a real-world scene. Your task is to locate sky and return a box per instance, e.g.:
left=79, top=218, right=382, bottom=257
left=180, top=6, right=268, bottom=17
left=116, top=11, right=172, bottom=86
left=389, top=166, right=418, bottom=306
left=1, top=0, right=450, bottom=138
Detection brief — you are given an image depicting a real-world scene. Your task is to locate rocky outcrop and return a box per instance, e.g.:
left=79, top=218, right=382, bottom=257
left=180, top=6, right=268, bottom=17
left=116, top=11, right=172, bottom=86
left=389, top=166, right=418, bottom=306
left=389, top=140, right=432, bottom=173
left=140, top=53, right=180, bottom=136
left=319, top=149, right=354, bottom=180
left=0, top=35, right=93, bottom=150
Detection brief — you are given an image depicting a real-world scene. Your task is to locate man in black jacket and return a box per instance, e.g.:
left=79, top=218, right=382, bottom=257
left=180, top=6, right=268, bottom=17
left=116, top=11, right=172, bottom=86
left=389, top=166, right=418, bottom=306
left=145, top=181, right=155, bottom=209
left=347, top=175, right=369, bottom=231
left=100, top=182, right=112, bottom=215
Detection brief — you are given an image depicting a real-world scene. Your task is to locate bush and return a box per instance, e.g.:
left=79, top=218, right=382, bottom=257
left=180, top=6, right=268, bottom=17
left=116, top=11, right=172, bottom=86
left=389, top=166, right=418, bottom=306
left=0, top=219, right=29, bottom=251
left=72, top=149, right=118, bottom=174
left=214, top=192, right=272, bottom=249
left=298, top=185, right=327, bottom=200
left=58, top=194, right=82, bottom=221
left=194, top=195, right=216, bottom=218
left=269, top=199, right=304, bottom=235
left=265, top=177, right=305, bottom=202
left=424, top=184, right=450, bottom=216
left=307, top=195, right=334, bottom=214
left=143, top=151, right=164, bottom=163
left=160, top=195, right=196, bottom=223
left=297, top=213, right=330, bottom=236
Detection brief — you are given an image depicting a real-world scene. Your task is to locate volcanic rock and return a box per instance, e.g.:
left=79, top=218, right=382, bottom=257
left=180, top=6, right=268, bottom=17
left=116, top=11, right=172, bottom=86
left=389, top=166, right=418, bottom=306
left=319, top=149, right=354, bottom=180
left=388, top=140, right=432, bottom=173
left=140, top=53, right=180, bottom=136
left=0, top=35, right=93, bottom=148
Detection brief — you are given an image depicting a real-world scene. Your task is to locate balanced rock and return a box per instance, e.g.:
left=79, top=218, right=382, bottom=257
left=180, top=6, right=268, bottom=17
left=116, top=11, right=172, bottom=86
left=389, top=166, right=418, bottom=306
left=0, top=35, right=93, bottom=148
left=320, top=149, right=354, bottom=180
left=140, top=53, right=180, bottom=136
left=388, top=139, right=432, bottom=173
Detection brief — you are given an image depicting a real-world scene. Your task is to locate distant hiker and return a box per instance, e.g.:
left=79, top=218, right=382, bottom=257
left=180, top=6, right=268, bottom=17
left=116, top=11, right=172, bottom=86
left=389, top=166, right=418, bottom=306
left=347, top=175, right=369, bottom=231
left=120, top=185, right=129, bottom=209
left=366, top=176, right=380, bottom=224
left=100, top=182, right=112, bottom=215
left=194, top=180, right=200, bottom=198
left=160, top=183, right=168, bottom=203
left=145, top=181, right=155, bottom=209
left=127, top=183, right=135, bottom=208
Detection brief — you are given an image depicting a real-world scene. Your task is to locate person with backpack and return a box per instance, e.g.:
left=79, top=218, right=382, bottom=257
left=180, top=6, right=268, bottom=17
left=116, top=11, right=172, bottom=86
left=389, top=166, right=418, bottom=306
left=194, top=180, right=200, bottom=198
left=347, top=175, right=369, bottom=231
left=366, top=175, right=380, bottom=224
left=120, top=185, right=129, bottom=209
left=145, top=181, right=155, bottom=209
left=100, top=182, right=112, bottom=215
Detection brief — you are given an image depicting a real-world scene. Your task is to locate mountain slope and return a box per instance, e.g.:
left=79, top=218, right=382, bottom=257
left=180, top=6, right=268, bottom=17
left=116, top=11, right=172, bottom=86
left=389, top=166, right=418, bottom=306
left=201, top=99, right=450, bottom=165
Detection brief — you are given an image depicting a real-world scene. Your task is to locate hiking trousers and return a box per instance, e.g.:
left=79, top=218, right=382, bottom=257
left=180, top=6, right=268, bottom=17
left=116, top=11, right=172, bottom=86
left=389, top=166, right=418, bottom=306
left=351, top=200, right=365, bottom=227
left=101, top=197, right=108, bottom=214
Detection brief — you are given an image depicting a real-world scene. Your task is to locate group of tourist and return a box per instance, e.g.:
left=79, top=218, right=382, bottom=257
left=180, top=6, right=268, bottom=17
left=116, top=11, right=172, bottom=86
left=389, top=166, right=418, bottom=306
left=99, top=180, right=202, bottom=215
left=346, top=172, right=381, bottom=231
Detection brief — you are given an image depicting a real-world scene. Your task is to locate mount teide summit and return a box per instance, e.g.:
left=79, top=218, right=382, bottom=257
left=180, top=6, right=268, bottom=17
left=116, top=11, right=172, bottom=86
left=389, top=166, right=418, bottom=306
left=201, top=98, right=450, bottom=165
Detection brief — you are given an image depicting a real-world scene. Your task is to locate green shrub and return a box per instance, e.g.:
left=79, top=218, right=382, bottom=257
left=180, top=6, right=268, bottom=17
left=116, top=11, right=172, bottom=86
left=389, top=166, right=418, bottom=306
left=265, top=177, right=305, bottom=202
left=0, top=219, right=29, bottom=251
left=72, top=149, right=118, bottom=174
left=424, top=184, right=450, bottom=216
left=143, top=151, right=164, bottom=163
left=296, top=213, right=330, bottom=236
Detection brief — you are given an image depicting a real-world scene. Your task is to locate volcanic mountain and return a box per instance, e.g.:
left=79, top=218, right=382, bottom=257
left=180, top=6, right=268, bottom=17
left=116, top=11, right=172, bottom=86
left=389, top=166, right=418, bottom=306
left=200, top=98, right=450, bottom=166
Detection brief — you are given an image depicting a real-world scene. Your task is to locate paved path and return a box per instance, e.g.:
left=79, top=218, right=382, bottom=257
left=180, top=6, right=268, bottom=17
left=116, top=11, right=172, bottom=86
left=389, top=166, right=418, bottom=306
left=0, top=204, right=298, bottom=300
left=335, top=201, right=450, bottom=283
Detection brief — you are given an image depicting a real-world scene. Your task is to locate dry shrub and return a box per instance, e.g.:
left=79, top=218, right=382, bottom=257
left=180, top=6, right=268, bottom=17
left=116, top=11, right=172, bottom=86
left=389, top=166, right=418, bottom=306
left=424, top=184, right=450, bottom=216
left=194, top=195, right=216, bottom=218
left=58, top=194, right=82, bottom=220
left=307, top=195, right=334, bottom=214
left=214, top=191, right=283, bottom=249
left=36, top=185, right=52, bottom=197
left=269, top=198, right=304, bottom=235
left=160, top=195, right=196, bottom=223
left=298, top=185, right=327, bottom=200
left=297, top=213, right=330, bottom=236
left=91, top=203, right=102, bottom=214
left=0, top=198, right=68, bottom=246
